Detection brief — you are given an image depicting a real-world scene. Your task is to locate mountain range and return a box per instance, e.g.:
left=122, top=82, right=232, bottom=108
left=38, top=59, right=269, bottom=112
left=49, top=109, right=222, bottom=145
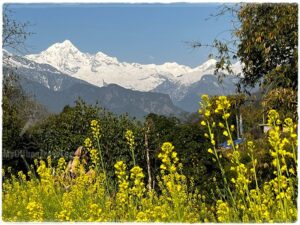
left=3, top=40, right=243, bottom=118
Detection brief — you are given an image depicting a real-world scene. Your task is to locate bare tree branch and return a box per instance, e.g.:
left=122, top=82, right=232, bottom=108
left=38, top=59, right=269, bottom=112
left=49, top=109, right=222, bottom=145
left=2, top=5, right=33, bottom=55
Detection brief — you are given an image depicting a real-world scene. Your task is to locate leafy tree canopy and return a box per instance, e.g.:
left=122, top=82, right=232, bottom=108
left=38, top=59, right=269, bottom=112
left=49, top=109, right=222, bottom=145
left=194, top=3, right=298, bottom=93
left=236, top=3, right=298, bottom=90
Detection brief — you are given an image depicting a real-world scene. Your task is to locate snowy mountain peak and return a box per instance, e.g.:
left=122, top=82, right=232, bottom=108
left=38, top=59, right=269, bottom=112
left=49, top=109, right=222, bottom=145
left=195, top=58, right=217, bottom=70
left=25, top=41, right=242, bottom=93
left=95, top=51, right=108, bottom=58
left=26, top=40, right=89, bottom=75
left=42, top=40, right=79, bottom=53
left=47, top=39, right=78, bottom=51
left=205, top=58, right=217, bottom=65
left=94, top=51, right=119, bottom=65
left=161, top=62, right=191, bottom=70
left=162, top=62, right=180, bottom=66
left=62, top=39, right=74, bottom=46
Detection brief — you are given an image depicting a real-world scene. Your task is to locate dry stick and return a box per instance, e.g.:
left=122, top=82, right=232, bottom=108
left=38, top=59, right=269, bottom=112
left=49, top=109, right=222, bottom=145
left=131, top=146, right=136, bottom=167
left=144, top=125, right=152, bottom=191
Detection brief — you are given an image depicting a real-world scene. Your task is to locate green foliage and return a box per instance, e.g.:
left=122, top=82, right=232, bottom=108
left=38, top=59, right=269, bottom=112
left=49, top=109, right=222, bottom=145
left=2, top=71, right=48, bottom=172
left=199, top=95, right=297, bottom=222
left=93, top=112, right=142, bottom=178
left=236, top=3, right=298, bottom=90
left=2, top=74, right=26, bottom=154
left=28, top=99, right=143, bottom=181
left=2, top=4, right=38, bottom=171
left=262, top=87, right=297, bottom=120
left=2, top=97, right=297, bottom=222
left=195, top=3, right=298, bottom=119
left=29, top=99, right=102, bottom=159
left=204, top=3, right=298, bottom=92
left=4, top=100, right=220, bottom=194
left=170, top=123, right=219, bottom=195
left=3, top=88, right=282, bottom=197
left=143, top=113, right=219, bottom=192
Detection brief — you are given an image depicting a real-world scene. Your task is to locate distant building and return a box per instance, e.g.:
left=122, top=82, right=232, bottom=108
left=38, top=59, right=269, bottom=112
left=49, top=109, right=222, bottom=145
left=258, top=124, right=272, bottom=133
left=218, top=138, right=246, bottom=150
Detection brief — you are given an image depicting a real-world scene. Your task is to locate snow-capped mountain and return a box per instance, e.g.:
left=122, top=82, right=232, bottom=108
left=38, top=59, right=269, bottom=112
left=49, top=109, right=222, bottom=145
left=26, top=40, right=241, bottom=94
left=3, top=50, right=92, bottom=92
left=3, top=51, right=185, bottom=118
left=5, top=40, right=244, bottom=113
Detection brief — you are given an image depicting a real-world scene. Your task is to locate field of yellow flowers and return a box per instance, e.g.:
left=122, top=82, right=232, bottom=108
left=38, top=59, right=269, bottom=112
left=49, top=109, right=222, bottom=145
left=2, top=95, right=297, bottom=222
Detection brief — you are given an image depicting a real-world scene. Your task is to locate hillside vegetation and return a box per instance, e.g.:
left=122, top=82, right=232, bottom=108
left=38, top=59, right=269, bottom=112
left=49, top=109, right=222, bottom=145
left=2, top=95, right=297, bottom=222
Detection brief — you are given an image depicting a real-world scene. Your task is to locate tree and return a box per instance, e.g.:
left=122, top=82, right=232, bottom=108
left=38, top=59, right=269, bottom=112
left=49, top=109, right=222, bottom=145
left=2, top=73, right=27, bottom=163
left=194, top=3, right=298, bottom=91
left=236, top=3, right=298, bottom=90
left=29, top=100, right=102, bottom=159
left=262, top=87, right=297, bottom=120
left=194, top=3, right=297, bottom=119
left=2, top=6, right=39, bottom=171
left=2, top=5, right=32, bottom=54
left=2, top=68, right=48, bottom=172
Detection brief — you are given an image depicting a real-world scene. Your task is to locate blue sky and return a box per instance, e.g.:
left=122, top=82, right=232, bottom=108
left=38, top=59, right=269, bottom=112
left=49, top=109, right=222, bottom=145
left=6, top=3, right=234, bottom=67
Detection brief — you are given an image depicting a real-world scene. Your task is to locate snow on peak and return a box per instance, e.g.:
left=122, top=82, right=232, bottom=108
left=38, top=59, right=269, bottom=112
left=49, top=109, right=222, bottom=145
left=231, top=61, right=243, bottom=75
left=195, top=58, right=217, bottom=70
left=161, top=62, right=191, bottom=71
left=173, top=59, right=218, bottom=85
left=162, top=62, right=180, bottom=67
left=24, top=41, right=242, bottom=92
left=44, top=40, right=79, bottom=53
left=26, top=40, right=90, bottom=75
left=205, top=58, right=217, bottom=65
left=95, top=51, right=109, bottom=58
left=62, top=39, right=74, bottom=46
left=94, top=51, right=119, bottom=65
